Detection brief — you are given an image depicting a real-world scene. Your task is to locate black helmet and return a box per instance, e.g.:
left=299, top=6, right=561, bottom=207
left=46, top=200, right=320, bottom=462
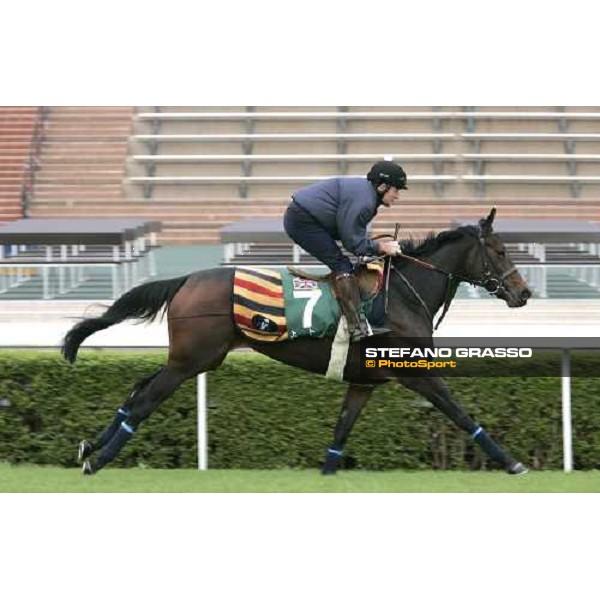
left=367, top=160, right=408, bottom=190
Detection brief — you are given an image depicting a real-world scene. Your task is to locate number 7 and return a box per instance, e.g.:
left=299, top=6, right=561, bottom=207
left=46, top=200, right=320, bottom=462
left=293, top=289, right=323, bottom=328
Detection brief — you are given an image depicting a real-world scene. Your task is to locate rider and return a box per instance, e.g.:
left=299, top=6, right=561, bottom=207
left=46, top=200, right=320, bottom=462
left=283, top=160, right=407, bottom=341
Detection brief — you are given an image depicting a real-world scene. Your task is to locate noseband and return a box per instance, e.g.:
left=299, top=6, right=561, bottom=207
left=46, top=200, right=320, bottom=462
left=389, top=228, right=517, bottom=330
left=472, top=233, right=518, bottom=296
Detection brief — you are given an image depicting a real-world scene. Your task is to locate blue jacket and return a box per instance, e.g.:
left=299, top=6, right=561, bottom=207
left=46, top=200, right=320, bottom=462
left=292, top=177, right=381, bottom=256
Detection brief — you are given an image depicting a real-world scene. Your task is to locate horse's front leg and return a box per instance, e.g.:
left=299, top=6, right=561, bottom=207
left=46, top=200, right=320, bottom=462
left=322, top=384, right=375, bottom=475
left=398, top=376, right=527, bottom=475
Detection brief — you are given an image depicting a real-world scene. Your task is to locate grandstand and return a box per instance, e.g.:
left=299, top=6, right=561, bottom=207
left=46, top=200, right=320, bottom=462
left=14, top=106, right=600, bottom=245
left=26, top=106, right=132, bottom=212
left=0, top=107, right=40, bottom=225
left=2, top=106, right=600, bottom=304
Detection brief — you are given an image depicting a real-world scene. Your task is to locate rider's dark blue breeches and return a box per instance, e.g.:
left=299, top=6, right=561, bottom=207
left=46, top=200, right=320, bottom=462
left=283, top=201, right=353, bottom=274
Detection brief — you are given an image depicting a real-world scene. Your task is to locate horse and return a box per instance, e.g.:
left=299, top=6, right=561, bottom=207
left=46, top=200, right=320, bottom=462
left=62, top=208, right=532, bottom=476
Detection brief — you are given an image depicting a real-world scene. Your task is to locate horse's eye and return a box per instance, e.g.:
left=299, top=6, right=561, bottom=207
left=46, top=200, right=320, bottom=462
left=498, top=250, right=506, bottom=257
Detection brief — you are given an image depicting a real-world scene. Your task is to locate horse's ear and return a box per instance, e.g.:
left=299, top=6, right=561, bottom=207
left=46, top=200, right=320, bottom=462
left=479, top=207, right=496, bottom=234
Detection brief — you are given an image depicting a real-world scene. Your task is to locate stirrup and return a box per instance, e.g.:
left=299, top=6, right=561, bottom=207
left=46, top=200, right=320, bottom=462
left=348, top=318, right=391, bottom=341
left=369, top=326, right=392, bottom=337
left=350, top=331, right=367, bottom=342
left=350, top=327, right=392, bottom=342
left=345, top=318, right=367, bottom=342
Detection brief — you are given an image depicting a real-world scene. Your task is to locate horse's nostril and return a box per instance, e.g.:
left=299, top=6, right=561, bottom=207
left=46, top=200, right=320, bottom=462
left=521, top=289, right=532, bottom=301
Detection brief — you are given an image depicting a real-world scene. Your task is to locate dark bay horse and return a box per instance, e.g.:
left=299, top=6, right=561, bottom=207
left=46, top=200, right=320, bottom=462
left=62, top=209, right=531, bottom=476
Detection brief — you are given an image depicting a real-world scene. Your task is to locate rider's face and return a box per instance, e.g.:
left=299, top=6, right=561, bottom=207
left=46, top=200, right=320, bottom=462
left=378, top=184, right=400, bottom=207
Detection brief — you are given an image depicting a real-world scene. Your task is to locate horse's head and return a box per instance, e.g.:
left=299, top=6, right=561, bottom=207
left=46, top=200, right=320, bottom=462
left=468, top=208, right=531, bottom=308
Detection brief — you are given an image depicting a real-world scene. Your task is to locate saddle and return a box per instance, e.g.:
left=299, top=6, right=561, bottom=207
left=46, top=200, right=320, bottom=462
left=232, top=263, right=385, bottom=343
left=287, top=261, right=384, bottom=301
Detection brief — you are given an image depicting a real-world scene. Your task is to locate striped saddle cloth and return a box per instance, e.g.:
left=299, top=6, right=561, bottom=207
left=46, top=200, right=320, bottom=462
left=232, top=265, right=384, bottom=343
left=233, top=268, right=289, bottom=342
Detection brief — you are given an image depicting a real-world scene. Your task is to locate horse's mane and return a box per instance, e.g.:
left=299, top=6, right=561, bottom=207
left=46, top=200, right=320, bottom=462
left=399, top=225, right=479, bottom=257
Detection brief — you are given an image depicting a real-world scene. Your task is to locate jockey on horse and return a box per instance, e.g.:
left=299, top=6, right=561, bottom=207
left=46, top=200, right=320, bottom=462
left=283, top=160, right=408, bottom=341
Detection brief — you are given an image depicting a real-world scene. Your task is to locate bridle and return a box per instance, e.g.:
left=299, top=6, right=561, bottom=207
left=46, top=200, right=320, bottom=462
left=403, top=230, right=518, bottom=295
left=386, top=227, right=518, bottom=330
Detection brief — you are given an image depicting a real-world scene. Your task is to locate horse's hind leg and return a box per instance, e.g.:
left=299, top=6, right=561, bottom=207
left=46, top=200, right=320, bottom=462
left=82, top=315, right=236, bottom=475
left=77, top=368, right=163, bottom=463
left=322, top=384, right=375, bottom=475
left=83, top=365, right=188, bottom=474
left=398, top=376, right=527, bottom=474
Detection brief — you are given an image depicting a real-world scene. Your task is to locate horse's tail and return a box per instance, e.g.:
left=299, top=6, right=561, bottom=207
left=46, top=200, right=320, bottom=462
left=61, top=275, right=189, bottom=364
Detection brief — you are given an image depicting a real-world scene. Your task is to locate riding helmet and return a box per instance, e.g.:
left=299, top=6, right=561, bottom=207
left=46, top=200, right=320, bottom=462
left=367, top=160, right=408, bottom=190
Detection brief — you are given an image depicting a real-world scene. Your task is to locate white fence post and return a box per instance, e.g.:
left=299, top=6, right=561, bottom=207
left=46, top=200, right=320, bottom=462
left=561, top=349, right=573, bottom=472
left=197, top=373, right=207, bottom=470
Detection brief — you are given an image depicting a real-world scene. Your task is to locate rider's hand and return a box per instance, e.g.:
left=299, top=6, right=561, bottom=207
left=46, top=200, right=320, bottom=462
left=378, top=240, right=402, bottom=256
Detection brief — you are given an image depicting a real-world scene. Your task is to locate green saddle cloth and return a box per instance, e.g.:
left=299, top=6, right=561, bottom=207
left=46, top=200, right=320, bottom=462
left=281, top=272, right=375, bottom=339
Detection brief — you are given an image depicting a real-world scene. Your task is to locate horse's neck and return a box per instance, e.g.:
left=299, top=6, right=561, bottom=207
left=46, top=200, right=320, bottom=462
left=427, top=238, right=473, bottom=280
left=391, top=238, right=472, bottom=325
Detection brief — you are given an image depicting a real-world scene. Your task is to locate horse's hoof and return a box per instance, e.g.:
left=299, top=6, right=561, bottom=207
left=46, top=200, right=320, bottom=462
left=78, top=439, right=93, bottom=463
left=507, top=462, right=528, bottom=476
left=82, top=459, right=95, bottom=476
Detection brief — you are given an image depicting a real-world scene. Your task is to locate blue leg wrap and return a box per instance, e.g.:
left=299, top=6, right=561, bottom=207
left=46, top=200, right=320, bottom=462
left=121, top=421, right=136, bottom=434
left=471, top=426, right=483, bottom=440
left=96, top=407, right=131, bottom=448
left=322, top=447, right=344, bottom=475
left=472, top=426, right=509, bottom=466
left=94, top=420, right=136, bottom=469
left=327, top=447, right=344, bottom=457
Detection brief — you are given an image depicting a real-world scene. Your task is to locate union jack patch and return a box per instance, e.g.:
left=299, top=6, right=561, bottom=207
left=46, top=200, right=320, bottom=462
left=292, top=277, right=319, bottom=291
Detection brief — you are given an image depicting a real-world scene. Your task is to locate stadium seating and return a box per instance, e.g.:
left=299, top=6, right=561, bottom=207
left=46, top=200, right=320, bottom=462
left=26, top=106, right=133, bottom=212
left=0, top=107, right=38, bottom=225
left=14, top=106, right=600, bottom=245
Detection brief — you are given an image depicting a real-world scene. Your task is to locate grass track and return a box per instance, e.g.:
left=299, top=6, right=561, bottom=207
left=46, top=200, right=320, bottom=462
left=1, top=464, right=599, bottom=492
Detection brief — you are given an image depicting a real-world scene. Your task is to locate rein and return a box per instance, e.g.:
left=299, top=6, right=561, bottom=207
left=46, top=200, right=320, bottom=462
left=383, top=223, right=400, bottom=314
left=386, top=229, right=518, bottom=330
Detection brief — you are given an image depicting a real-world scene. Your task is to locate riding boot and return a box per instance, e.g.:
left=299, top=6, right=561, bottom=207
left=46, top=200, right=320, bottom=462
left=334, top=273, right=390, bottom=341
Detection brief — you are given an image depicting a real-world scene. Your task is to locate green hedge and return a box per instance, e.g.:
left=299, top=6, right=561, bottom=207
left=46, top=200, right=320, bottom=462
left=1, top=350, right=599, bottom=470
